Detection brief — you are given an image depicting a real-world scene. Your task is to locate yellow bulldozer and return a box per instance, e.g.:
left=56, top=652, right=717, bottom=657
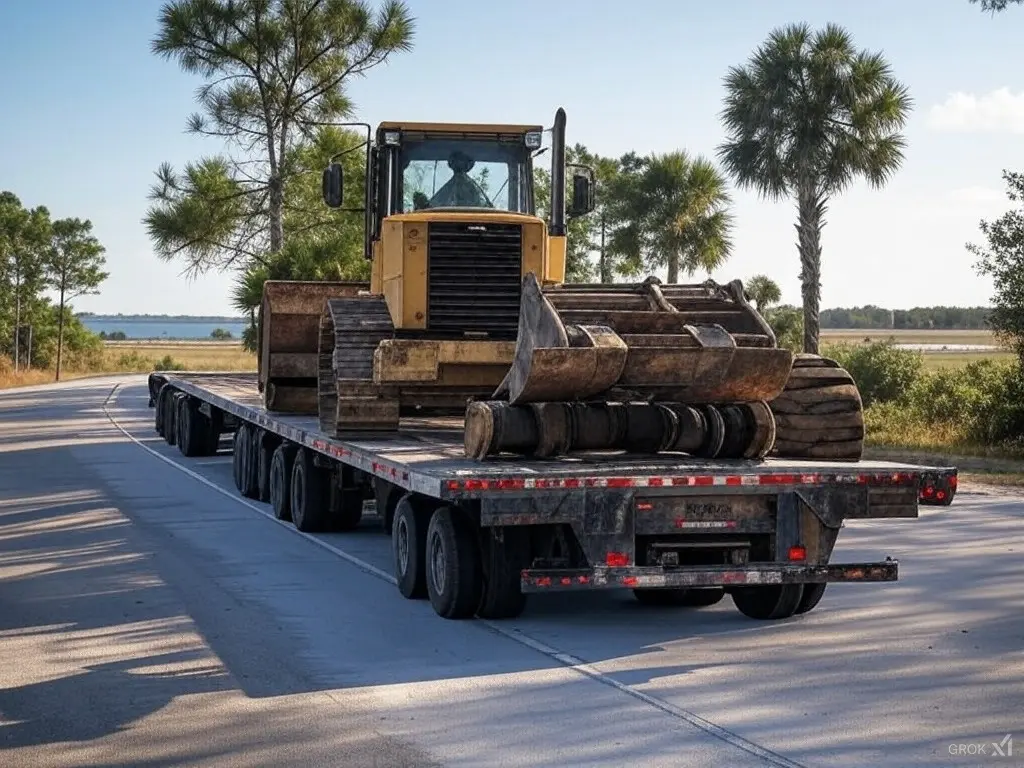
left=255, top=108, right=865, bottom=463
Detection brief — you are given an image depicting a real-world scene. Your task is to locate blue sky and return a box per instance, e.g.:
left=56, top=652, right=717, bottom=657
left=1, top=0, right=1022, bottom=316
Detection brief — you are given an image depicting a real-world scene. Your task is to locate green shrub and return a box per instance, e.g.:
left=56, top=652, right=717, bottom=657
left=823, top=341, right=923, bottom=407
left=764, top=305, right=802, bottom=353
left=154, top=354, right=186, bottom=371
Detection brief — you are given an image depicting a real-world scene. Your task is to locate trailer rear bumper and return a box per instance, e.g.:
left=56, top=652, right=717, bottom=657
left=520, top=560, right=898, bottom=593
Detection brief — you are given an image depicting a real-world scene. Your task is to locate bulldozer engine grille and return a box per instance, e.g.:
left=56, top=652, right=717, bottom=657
left=427, top=222, right=523, bottom=339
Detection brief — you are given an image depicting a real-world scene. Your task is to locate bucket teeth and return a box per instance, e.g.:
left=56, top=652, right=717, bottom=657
left=494, top=272, right=793, bottom=407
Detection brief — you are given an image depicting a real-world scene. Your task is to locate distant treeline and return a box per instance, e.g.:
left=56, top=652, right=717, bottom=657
left=819, top=306, right=991, bottom=330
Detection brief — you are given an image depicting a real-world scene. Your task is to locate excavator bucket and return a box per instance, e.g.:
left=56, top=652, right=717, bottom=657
left=494, top=272, right=794, bottom=406
left=469, top=273, right=794, bottom=461
left=258, top=280, right=369, bottom=413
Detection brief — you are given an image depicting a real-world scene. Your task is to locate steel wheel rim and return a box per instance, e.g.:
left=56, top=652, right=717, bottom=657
left=396, top=516, right=410, bottom=574
left=429, top=531, right=446, bottom=595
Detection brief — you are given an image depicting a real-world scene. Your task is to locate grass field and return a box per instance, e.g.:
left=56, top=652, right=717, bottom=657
left=820, top=328, right=998, bottom=346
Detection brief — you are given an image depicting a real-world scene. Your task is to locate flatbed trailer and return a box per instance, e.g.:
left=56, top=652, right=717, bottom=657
left=147, top=371, right=956, bottom=622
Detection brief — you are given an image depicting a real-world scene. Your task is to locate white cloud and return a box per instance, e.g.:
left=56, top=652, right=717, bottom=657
left=927, top=88, right=1024, bottom=133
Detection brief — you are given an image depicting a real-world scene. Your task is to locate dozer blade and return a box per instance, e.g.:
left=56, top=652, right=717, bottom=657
left=494, top=273, right=794, bottom=406
left=258, top=280, right=369, bottom=413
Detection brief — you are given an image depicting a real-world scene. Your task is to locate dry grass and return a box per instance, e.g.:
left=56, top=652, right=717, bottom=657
left=0, top=342, right=256, bottom=390
left=102, top=343, right=256, bottom=372
left=821, top=328, right=998, bottom=346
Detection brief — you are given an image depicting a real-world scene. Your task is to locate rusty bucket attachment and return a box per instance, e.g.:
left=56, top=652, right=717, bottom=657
left=465, top=399, right=776, bottom=461
left=493, top=273, right=793, bottom=406
left=468, top=272, right=793, bottom=460
left=258, top=280, right=369, bottom=413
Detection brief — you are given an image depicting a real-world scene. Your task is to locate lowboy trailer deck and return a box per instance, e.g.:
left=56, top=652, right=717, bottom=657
left=147, top=371, right=954, bottom=622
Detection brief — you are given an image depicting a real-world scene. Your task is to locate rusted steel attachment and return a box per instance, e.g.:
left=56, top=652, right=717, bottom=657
left=493, top=273, right=794, bottom=407
left=464, top=399, right=776, bottom=461
left=258, top=280, right=369, bottom=413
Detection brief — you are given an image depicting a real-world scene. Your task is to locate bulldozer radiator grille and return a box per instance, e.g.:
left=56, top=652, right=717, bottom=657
left=427, top=222, right=523, bottom=339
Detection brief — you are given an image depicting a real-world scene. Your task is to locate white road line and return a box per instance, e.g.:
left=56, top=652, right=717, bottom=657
left=104, top=382, right=807, bottom=768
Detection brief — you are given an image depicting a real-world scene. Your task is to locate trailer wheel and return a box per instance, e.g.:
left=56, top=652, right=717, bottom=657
left=795, top=583, right=827, bottom=615
left=731, top=584, right=804, bottom=620
left=154, top=384, right=169, bottom=435
left=373, top=478, right=403, bottom=535
left=163, top=391, right=181, bottom=446
left=290, top=448, right=331, bottom=532
left=633, top=588, right=725, bottom=607
left=392, top=495, right=429, bottom=599
left=232, top=424, right=259, bottom=498
left=232, top=425, right=245, bottom=491
left=477, top=527, right=529, bottom=619
left=256, top=431, right=280, bottom=502
left=425, top=507, right=482, bottom=619
left=174, top=395, right=190, bottom=454
left=330, top=486, right=364, bottom=532
left=269, top=443, right=296, bottom=521
left=240, top=425, right=260, bottom=498
left=178, top=397, right=211, bottom=457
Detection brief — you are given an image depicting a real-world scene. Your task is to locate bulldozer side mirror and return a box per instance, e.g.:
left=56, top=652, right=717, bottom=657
left=568, top=168, right=595, bottom=218
left=322, top=163, right=344, bottom=208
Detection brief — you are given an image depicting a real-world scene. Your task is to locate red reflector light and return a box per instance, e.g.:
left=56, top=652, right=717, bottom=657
left=949, top=475, right=958, bottom=489
left=622, top=576, right=638, bottom=587
left=636, top=501, right=653, bottom=511
left=936, top=490, right=946, bottom=500
left=923, top=485, right=935, bottom=497
left=788, top=545, right=807, bottom=562
left=606, top=552, right=629, bottom=567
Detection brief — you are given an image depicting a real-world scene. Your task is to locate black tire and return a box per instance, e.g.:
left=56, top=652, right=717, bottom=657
left=232, top=425, right=246, bottom=492
left=477, top=527, right=529, bottom=619
left=795, top=583, right=827, bottom=615
left=290, top=448, right=331, bottom=532
left=330, top=486, right=364, bottom=532
left=154, top=384, right=168, bottom=435
left=633, top=587, right=725, bottom=607
left=179, top=397, right=211, bottom=457
left=174, top=395, right=188, bottom=454
left=163, top=392, right=181, bottom=446
left=269, top=443, right=296, bottom=521
left=238, top=424, right=260, bottom=499
left=731, top=584, right=805, bottom=620
left=256, top=430, right=279, bottom=502
left=374, top=478, right=402, bottom=535
left=425, top=507, right=482, bottom=619
left=392, top=495, right=429, bottom=599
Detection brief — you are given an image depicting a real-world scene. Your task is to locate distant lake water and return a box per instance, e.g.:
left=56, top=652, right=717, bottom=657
left=81, top=318, right=249, bottom=340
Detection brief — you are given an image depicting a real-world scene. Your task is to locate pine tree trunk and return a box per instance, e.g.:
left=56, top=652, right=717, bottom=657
left=268, top=175, right=284, bottom=253
left=55, top=289, right=65, bottom=382
left=599, top=212, right=610, bottom=283
left=667, top=253, right=679, bottom=284
left=796, top=184, right=824, bottom=354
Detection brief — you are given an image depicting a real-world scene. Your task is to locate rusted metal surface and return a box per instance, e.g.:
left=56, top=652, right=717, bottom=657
left=769, top=353, right=865, bottom=461
left=258, top=280, right=369, bottom=414
left=495, top=273, right=793, bottom=408
left=464, top=399, right=778, bottom=461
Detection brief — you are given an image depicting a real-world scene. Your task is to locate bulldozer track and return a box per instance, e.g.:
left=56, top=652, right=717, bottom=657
left=318, top=295, right=401, bottom=436
left=769, top=354, right=865, bottom=461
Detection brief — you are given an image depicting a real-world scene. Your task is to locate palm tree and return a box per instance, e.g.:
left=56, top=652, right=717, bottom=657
left=717, top=23, right=912, bottom=353
left=745, top=274, right=782, bottom=312
left=608, top=151, right=733, bottom=283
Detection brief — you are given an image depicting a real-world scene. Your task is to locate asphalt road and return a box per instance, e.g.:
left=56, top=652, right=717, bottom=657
left=1, top=376, right=1022, bottom=767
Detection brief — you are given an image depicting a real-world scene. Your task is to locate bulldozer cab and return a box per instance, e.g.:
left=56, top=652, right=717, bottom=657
left=321, top=110, right=595, bottom=266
